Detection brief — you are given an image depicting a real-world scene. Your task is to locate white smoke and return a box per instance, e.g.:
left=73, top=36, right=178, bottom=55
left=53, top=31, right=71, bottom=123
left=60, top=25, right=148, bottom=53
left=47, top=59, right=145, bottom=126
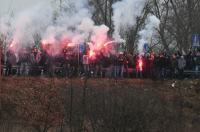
left=0, top=2, right=54, bottom=52
left=138, top=15, right=160, bottom=54
left=0, top=0, right=110, bottom=55
left=0, top=15, right=15, bottom=48
left=90, top=25, right=109, bottom=50
left=112, top=0, right=146, bottom=41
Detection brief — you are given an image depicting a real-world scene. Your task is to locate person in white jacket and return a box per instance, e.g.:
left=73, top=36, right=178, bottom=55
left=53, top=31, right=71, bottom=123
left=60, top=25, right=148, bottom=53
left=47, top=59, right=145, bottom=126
left=178, top=56, right=186, bottom=79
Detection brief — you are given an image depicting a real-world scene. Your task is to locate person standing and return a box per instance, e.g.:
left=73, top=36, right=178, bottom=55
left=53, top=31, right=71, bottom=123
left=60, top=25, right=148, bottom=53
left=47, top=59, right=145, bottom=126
left=118, top=53, right=124, bottom=78
left=6, top=50, right=17, bottom=75
left=18, top=48, right=30, bottom=76
left=195, top=50, right=200, bottom=76
left=159, top=52, right=167, bottom=79
left=177, top=56, right=186, bottom=79
left=30, top=47, right=41, bottom=76
left=171, top=54, right=178, bottom=78
left=83, top=55, right=89, bottom=75
left=112, top=53, right=120, bottom=78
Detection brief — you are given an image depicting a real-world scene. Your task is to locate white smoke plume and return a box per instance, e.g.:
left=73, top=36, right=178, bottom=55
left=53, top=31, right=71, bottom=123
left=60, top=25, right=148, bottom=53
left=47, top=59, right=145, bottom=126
left=112, top=0, right=146, bottom=41
left=138, top=15, right=160, bottom=54
left=0, top=0, right=110, bottom=55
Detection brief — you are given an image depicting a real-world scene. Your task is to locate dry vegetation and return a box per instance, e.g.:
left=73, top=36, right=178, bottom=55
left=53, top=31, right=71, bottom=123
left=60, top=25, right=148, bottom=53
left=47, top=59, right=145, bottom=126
left=0, top=77, right=200, bottom=132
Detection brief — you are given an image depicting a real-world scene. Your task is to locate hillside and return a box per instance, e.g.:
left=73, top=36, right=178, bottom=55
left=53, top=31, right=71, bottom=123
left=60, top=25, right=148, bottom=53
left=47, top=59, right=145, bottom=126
left=0, top=77, right=200, bottom=132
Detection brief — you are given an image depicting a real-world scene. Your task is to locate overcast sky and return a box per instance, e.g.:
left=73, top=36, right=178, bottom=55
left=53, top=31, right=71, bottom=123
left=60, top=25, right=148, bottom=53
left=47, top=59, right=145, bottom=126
left=0, top=0, right=51, bottom=16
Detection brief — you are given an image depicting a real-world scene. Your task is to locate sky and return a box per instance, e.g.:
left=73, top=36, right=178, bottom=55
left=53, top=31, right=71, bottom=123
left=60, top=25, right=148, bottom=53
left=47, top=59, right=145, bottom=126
left=0, top=0, right=51, bottom=16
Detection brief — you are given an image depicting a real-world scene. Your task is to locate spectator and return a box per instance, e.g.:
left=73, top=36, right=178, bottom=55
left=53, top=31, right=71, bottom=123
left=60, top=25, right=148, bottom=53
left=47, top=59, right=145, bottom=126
left=136, top=55, right=143, bottom=78
left=30, top=47, right=41, bottom=76
left=177, top=56, right=186, bottom=79
left=158, top=53, right=167, bottom=79
left=118, top=53, right=124, bottom=78
left=171, top=54, right=178, bottom=78
left=6, top=50, right=17, bottom=75
left=185, top=51, right=195, bottom=70
left=18, top=48, right=30, bottom=76
left=83, top=54, right=89, bottom=75
left=123, top=52, right=129, bottom=77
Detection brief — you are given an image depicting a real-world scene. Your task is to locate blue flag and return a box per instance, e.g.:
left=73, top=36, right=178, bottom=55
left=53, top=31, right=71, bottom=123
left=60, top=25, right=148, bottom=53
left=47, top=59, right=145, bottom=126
left=192, top=34, right=199, bottom=48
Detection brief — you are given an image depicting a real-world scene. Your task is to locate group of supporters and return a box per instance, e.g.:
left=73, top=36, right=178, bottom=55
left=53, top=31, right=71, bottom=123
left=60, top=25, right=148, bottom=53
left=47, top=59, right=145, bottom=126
left=1, top=46, right=200, bottom=79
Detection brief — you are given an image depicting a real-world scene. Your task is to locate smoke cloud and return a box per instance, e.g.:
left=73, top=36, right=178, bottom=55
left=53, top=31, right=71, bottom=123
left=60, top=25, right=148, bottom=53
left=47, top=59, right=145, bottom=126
left=138, top=15, right=160, bottom=54
left=0, top=0, right=160, bottom=56
left=0, top=0, right=110, bottom=55
left=112, top=0, right=146, bottom=41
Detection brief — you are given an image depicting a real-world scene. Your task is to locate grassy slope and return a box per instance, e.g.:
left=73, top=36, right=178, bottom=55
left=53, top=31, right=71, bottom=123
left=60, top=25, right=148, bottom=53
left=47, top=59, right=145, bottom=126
left=0, top=77, right=200, bottom=132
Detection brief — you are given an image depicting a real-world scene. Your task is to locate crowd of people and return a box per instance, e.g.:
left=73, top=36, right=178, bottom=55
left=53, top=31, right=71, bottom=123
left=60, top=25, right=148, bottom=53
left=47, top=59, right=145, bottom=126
left=1, top=46, right=200, bottom=79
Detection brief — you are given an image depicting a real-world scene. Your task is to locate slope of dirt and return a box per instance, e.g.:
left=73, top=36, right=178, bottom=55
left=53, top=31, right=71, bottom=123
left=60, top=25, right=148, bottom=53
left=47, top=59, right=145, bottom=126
left=0, top=77, right=200, bottom=132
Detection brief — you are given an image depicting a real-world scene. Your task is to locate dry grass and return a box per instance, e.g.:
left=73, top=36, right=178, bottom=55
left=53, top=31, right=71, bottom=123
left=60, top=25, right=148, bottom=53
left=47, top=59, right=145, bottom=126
left=0, top=77, right=200, bottom=132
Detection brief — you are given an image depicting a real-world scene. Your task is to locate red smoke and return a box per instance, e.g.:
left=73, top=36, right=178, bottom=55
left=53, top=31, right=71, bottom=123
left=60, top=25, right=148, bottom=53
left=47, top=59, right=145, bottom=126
left=9, top=40, right=16, bottom=50
left=138, top=58, right=143, bottom=71
left=89, top=50, right=96, bottom=57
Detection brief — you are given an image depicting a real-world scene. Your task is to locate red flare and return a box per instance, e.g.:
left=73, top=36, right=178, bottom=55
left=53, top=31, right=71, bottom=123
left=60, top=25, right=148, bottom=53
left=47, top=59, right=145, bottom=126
left=67, top=43, right=74, bottom=47
left=42, top=40, right=47, bottom=45
left=139, top=60, right=143, bottom=68
left=89, top=50, right=96, bottom=58
left=9, top=40, right=16, bottom=49
left=138, top=59, right=143, bottom=71
left=10, top=44, right=14, bottom=48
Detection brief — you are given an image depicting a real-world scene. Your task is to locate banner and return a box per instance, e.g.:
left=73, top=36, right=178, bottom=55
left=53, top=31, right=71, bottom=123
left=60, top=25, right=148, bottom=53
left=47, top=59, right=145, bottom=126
left=192, top=34, right=199, bottom=48
left=143, top=43, right=149, bottom=53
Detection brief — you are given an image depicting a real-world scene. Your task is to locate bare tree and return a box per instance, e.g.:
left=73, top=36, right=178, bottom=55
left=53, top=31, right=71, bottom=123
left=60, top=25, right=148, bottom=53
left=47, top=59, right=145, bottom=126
left=167, top=0, right=200, bottom=52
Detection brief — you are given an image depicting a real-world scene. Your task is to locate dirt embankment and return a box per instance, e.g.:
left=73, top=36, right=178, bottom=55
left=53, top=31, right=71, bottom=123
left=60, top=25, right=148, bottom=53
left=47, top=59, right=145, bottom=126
left=0, top=77, right=200, bottom=132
